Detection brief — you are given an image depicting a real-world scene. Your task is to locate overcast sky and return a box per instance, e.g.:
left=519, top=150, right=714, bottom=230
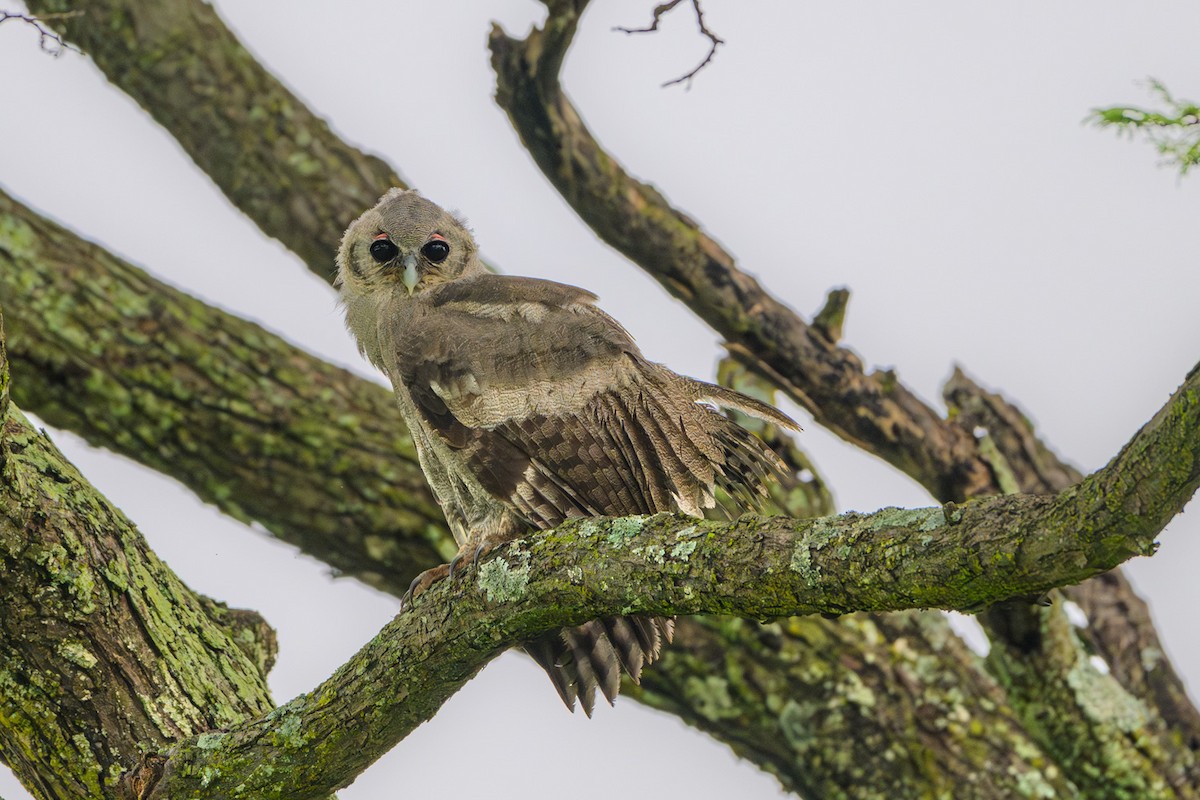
left=2, top=2, right=1198, bottom=798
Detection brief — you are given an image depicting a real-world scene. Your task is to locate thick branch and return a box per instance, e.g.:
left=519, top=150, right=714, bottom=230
left=24, top=0, right=404, bottom=278
left=0, top=185, right=451, bottom=587
left=3, top=188, right=1069, bottom=796
left=487, top=5, right=1200, bottom=789
left=946, top=368, right=1200, bottom=788
left=637, top=612, right=1078, bottom=799
left=13, top=1, right=1198, bottom=793
left=488, top=1, right=996, bottom=503
left=0, top=362, right=274, bottom=799
left=143, top=363, right=1199, bottom=798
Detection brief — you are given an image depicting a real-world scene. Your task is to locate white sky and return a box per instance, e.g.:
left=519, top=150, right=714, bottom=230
left=1, top=2, right=1198, bottom=798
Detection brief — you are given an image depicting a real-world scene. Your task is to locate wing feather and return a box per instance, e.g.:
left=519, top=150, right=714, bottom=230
left=392, top=274, right=793, bottom=713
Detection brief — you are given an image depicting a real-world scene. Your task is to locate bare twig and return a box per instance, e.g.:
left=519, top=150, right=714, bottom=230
left=0, top=10, right=82, bottom=56
left=614, top=0, right=724, bottom=88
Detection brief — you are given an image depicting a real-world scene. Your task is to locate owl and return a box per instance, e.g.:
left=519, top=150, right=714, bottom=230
left=337, top=189, right=798, bottom=714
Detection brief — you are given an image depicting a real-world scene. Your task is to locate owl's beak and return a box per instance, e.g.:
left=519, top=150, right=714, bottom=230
left=401, top=254, right=420, bottom=295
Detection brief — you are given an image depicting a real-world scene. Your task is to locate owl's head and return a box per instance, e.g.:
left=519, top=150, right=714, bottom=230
left=337, top=189, right=481, bottom=298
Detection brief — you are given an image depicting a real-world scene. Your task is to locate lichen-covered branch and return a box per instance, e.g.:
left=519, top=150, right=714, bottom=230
left=488, top=0, right=996, bottom=504
left=139, top=363, right=1199, bottom=799
left=0, top=186, right=451, bottom=587
left=23, top=0, right=405, bottom=277
left=487, top=5, right=1200, bottom=790
left=0, top=320, right=275, bottom=800
left=946, top=368, right=1200, bottom=791
left=636, top=613, right=1079, bottom=799
left=12, top=1, right=1199, bottom=793
left=2, top=187, right=1074, bottom=798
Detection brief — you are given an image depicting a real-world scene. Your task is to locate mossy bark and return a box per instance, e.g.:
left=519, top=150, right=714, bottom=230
left=487, top=3, right=1200, bottom=792
left=22, top=0, right=404, bottom=279
left=0, top=326, right=275, bottom=799
left=0, top=187, right=451, bottom=587
left=488, top=1, right=995, bottom=504
left=636, top=612, right=1079, bottom=799
left=946, top=369, right=1200, bottom=750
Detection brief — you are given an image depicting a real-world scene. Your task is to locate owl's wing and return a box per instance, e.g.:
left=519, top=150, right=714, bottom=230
left=395, top=274, right=792, bottom=528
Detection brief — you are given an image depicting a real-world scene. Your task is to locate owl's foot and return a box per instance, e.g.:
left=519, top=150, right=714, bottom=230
left=399, top=562, right=450, bottom=611
left=446, top=538, right=505, bottom=579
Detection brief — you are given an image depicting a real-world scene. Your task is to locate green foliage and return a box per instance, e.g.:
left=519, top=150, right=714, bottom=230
left=1091, top=79, right=1200, bottom=175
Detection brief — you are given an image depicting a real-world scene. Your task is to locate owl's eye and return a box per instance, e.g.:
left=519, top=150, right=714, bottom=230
left=369, top=237, right=398, bottom=263
left=421, top=239, right=450, bottom=263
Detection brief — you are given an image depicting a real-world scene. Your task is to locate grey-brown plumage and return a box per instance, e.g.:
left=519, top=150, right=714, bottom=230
left=337, top=189, right=799, bottom=715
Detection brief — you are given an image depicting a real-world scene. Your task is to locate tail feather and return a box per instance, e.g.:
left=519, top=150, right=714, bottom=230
left=523, top=615, right=672, bottom=715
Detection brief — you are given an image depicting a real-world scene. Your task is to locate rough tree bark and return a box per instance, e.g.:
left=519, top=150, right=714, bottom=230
left=0, top=314, right=279, bottom=800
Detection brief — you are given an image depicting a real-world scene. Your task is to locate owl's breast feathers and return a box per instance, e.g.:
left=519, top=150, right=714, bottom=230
left=390, top=273, right=793, bottom=530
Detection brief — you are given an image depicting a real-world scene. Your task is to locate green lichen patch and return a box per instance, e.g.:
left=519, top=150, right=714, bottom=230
left=477, top=548, right=531, bottom=604
left=791, top=541, right=819, bottom=585
left=1066, top=655, right=1149, bottom=733
left=56, top=640, right=98, bottom=670
left=194, top=731, right=229, bottom=751
left=0, top=213, right=39, bottom=260
left=362, top=534, right=398, bottom=563
left=837, top=672, right=877, bottom=709
left=790, top=516, right=839, bottom=585
left=606, top=515, right=647, bottom=547
left=274, top=710, right=307, bottom=749
left=866, top=506, right=946, bottom=534
left=778, top=699, right=819, bottom=751
left=631, top=543, right=666, bottom=564
left=683, top=675, right=739, bottom=722
left=670, top=539, right=697, bottom=560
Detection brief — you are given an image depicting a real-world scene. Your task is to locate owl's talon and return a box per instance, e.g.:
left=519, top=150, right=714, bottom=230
left=399, top=562, right=451, bottom=611
left=447, top=552, right=467, bottom=580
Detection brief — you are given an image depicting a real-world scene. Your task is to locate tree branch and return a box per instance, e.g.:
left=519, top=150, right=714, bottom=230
left=2, top=185, right=1075, bottom=797
left=488, top=1, right=998, bottom=504
left=0, top=185, right=451, bottom=588
left=23, top=0, right=404, bottom=277
left=140, top=360, right=1199, bottom=798
left=486, top=5, right=1200, bottom=788
left=613, top=0, right=725, bottom=88
left=14, top=1, right=1199, bottom=793
left=0, top=10, right=81, bottom=56
left=0, top=319, right=275, bottom=800
left=946, top=367, right=1200, bottom=788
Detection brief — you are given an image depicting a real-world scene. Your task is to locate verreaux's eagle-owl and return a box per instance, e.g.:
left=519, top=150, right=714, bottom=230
left=337, top=189, right=798, bottom=714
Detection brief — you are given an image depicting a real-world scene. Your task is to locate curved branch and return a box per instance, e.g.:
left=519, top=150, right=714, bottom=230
left=14, top=1, right=1199, bottom=792
left=488, top=1, right=995, bottom=504
left=486, top=6, right=1200, bottom=789
left=141, top=362, right=1199, bottom=798
left=0, top=348, right=275, bottom=799
left=946, top=367, right=1200, bottom=786
left=3, top=187, right=1072, bottom=796
left=0, top=185, right=451, bottom=587
left=24, top=0, right=404, bottom=278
